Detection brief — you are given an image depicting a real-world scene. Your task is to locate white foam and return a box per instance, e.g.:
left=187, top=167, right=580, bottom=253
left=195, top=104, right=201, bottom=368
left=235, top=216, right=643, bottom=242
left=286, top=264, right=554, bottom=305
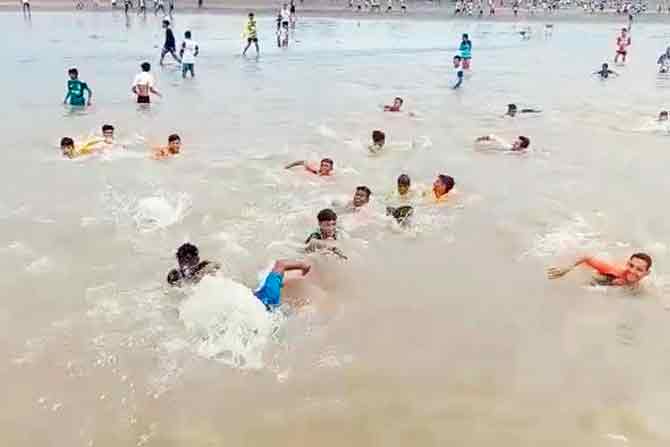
left=178, top=275, right=280, bottom=370
left=134, top=194, right=191, bottom=232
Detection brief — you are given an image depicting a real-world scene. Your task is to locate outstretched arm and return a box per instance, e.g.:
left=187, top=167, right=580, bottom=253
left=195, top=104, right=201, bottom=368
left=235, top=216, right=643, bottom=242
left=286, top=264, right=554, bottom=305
left=272, top=260, right=311, bottom=276
left=285, top=160, right=306, bottom=169
left=149, top=86, right=162, bottom=96
left=547, top=257, right=588, bottom=279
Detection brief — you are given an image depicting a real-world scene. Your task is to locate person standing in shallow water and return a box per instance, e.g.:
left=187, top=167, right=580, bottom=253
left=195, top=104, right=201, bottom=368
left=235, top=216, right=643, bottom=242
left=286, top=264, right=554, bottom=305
left=459, top=33, right=472, bottom=70
left=132, top=62, right=161, bottom=104
left=64, top=68, right=92, bottom=107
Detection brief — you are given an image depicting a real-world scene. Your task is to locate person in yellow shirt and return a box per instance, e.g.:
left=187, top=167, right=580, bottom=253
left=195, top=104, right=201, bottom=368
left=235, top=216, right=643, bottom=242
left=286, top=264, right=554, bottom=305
left=423, top=174, right=455, bottom=202
left=59, top=137, right=99, bottom=159
left=242, top=12, right=260, bottom=56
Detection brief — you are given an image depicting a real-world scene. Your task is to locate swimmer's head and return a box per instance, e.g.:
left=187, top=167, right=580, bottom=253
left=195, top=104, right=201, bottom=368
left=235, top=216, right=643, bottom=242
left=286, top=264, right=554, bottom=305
left=659, top=111, right=669, bottom=121
left=372, top=130, right=386, bottom=146
left=507, top=104, right=518, bottom=116
left=319, top=158, right=334, bottom=176
left=353, top=186, right=372, bottom=208
left=162, top=19, right=170, bottom=28
left=68, top=68, right=79, bottom=80
left=602, top=62, right=609, bottom=70
left=462, top=33, right=469, bottom=41
left=176, top=243, right=200, bottom=271
left=141, top=62, right=151, bottom=72
left=185, top=30, right=192, bottom=39
left=393, top=97, right=404, bottom=109
left=167, top=134, right=181, bottom=154
left=513, top=136, right=530, bottom=151
left=397, top=174, right=411, bottom=195
left=60, top=137, right=75, bottom=158
left=102, top=124, right=114, bottom=143
left=453, top=55, right=462, bottom=67
left=433, top=174, right=455, bottom=198
left=317, top=208, right=337, bottom=239
left=623, top=253, right=652, bottom=284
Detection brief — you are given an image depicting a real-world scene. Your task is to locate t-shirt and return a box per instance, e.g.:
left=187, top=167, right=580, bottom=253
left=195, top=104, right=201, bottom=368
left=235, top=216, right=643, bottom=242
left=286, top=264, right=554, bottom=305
left=181, top=39, right=198, bottom=64
left=459, top=41, right=472, bottom=59
left=67, top=79, right=89, bottom=106
left=133, top=72, right=154, bottom=97
left=164, top=28, right=176, bottom=49
left=245, top=20, right=258, bottom=39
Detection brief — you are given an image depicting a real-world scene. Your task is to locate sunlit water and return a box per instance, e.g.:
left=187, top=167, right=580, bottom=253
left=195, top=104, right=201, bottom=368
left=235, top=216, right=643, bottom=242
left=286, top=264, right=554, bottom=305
left=4, top=10, right=670, bottom=446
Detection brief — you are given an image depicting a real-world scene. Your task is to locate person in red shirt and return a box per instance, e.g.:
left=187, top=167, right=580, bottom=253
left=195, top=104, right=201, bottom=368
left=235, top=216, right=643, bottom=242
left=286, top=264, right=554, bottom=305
left=547, top=253, right=652, bottom=287
left=615, top=28, right=631, bottom=64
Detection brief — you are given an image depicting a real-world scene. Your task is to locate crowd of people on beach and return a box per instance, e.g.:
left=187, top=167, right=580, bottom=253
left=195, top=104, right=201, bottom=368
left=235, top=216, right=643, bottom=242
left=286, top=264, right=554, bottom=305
left=50, top=0, right=665, bottom=315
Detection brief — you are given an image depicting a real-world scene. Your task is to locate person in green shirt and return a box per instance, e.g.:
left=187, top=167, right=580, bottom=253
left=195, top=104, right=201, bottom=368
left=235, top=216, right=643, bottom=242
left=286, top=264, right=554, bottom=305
left=63, top=68, right=92, bottom=107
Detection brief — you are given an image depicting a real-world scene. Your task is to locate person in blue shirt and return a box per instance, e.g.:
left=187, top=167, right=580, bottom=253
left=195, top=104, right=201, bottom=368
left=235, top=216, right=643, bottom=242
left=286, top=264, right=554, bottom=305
left=459, top=33, right=472, bottom=70
left=64, top=68, right=92, bottom=107
left=452, top=55, right=464, bottom=89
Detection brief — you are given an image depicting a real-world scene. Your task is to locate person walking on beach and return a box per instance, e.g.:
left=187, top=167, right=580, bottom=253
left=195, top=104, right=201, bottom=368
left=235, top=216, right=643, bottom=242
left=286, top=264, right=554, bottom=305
left=180, top=31, right=199, bottom=79
left=243, top=12, right=260, bottom=56
left=132, top=62, right=161, bottom=104
left=160, top=20, right=181, bottom=65
left=615, top=27, right=631, bottom=64
left=64, top=68, right=93, bottom=107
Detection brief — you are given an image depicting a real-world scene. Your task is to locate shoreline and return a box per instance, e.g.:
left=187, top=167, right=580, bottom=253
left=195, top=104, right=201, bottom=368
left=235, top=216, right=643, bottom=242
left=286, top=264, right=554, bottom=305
left=5, top=1, right=670, bottom=24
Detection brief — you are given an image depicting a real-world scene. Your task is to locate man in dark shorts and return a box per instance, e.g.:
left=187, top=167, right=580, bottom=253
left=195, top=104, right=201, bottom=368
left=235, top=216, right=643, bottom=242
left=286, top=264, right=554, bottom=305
left=159, top=20, right=181, bottom=66
left=132, top=62, right=161, bottom=104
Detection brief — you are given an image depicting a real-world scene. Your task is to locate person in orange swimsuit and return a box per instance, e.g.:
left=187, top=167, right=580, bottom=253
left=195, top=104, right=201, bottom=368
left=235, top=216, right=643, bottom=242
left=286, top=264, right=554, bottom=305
left=547, top=253, right=652, bottom=287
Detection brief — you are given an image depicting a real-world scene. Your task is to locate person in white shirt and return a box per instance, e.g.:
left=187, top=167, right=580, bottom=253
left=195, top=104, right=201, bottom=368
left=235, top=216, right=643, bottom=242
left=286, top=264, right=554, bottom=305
left=180, top=31, right=199, bottom=78
left=132, top=62, right=161, bottom=104
left=475, top=135, right=531, bottom=152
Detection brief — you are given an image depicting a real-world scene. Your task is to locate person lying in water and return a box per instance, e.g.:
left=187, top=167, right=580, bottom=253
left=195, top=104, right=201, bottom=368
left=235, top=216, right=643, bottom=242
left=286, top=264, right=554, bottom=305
left=368, top=130, right=386, bottom=154
left=285, top=158, right=334, bottom=176
left=594, top=63, right=618, bottom=79
left=59, top=136, right=101, bottom=159
left=384, top=97, right=404, bottom=112
left=167, top=242, right=221, bottom=287
left=152, top=134, right=182, bottom=159
left=305, top=208, right=347, bottom=259
left=505, top=104, right=542, bottom=117
left=475, top=135, right=531, bottom=152
left=547, top=252, right=652, bottom=288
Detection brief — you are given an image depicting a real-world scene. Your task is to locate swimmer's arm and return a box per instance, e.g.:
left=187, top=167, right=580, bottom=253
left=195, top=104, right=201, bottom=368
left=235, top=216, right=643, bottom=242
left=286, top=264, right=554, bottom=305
left=273, top=260, right=311, bottom=276
left=547, top=256, right=622, bottom=279
left=149, top=86, right=161, bottom=97
left=305, top=240, right=348, bottom=260
left=521, top=108, right=541, bottom=113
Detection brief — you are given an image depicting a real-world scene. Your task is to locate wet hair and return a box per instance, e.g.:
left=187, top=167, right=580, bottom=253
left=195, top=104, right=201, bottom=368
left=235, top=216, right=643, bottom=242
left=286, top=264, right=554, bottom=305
left=168, top=134, right=181, bottom=143
left=508, top=103, right=517, bottom=111
left=437, top=174, right=455, bottom=193
left=356, top=186, right=372, bottom=199
left=372, top=130, right=385, bottom=144
left=317, top=208, right=337, bottom=223
left=249, top=11, right=254, bottom=17
left=163, top=19, right=170, bottom=26
left=185, top=30, right=192, bottom=38
left=176, top=243, right=198, bottom=262
left=141, top=62, right=151, bottom=72
left=394, top=97, right=404, bottom=105
left=631, top=253, right=652, bottom=271
left=102, top=124, right=114, bottom=133
left=60, top=137, right=74, bottom=147
left=320, top=158, right=334, bottom=167
left=518, top=136, right=531, bottom=149
left=397, top=174, right=411, bottom=186
left=454, top=55, right=463, bottom=61
left=68, top=68, right=78, bottom=76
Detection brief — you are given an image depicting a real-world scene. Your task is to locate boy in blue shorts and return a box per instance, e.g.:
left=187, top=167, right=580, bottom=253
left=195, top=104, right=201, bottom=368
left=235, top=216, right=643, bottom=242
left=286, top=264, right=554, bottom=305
left=254, top=260, right=311, bottom=311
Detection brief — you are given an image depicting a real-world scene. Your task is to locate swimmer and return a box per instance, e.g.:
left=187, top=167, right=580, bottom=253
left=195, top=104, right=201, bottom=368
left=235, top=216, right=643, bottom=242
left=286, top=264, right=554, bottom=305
left=385, top=173, right=417, bottom=205
left=593, top=63, right=618, bottom=79
left=132, top=62, right=161, bottom=104
left=152, top=134, right=182, bottom=159
left=167, top=243, right=221, bottom=287
left=475, top=134, right=531, bottom=151
left=101, top=124, right=115, bottom=145
left=384, top=97, right=404, bottom=112
left=657, top=47, right=670, bottom=73
left=64, top=68, right=92, bottom=107
left=424, top=174, right=455, bottom=202
left=285, top=158, right=334, bottom=176
left=615, top=27, right=631, bottom=64
left=345, top=186, right=372, bottom=212
left=159, top=20, right=182, bottom=66
left=368, top=130, right=386, bottom=154
left=505, top=104, right=542, bottom=117
left=305, top=208, right=347, bottom=259
left=659, top=111, right=669, bottom=122
left=242, top=12, right=260, bottom=56
left=452, top=55, right=464, bottom=89
left=59, top=136, right=98, bottom=159
left=459, top=33, right=473, bottom=70
left=547, top=253, right=652, bottom=288
left=254, top=259, right=312, bottom=311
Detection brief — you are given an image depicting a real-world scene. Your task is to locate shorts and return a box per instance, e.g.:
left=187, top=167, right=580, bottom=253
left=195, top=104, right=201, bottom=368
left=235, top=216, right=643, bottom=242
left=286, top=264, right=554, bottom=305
left=182, top=63, right=194, bottom=76
left=137, top=95, right=150, bottom=104
left=247, top=37, right=258, bottom=43
left=282, top=20, right=289, bottom=28
left=254, top=271, right=284, bottom=310
left=617, top=50, right=627, bottom=55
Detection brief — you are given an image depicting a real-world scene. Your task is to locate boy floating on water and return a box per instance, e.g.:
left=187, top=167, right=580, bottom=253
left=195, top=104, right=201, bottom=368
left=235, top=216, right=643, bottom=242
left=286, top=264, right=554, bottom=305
left=180, top=31, right=199, bottom=79
left=167, top=243, right=221, bottom=287
left=285, top=158, right=334, bottom=176
left=242, top=12, right=260, bottom=56
left=505, top=104, right=541, bottom=117
left=614, top=27, right=631, bottom=64
left=423, top=174, right=455, bottom=202
left=475, top=134, right=531, bottom=152
left=594, top=62, right=618, bottom=79
left=64, top=68, right=92, bottom=107
left=152, top=134, right=182, bottom=159
left=547, top=253, right=652, bottom=288
left=132, top=62, right=161, bottom=104
left=344, top=186, right=372, bottom=212
left=384, top=97, right=404, bottom=112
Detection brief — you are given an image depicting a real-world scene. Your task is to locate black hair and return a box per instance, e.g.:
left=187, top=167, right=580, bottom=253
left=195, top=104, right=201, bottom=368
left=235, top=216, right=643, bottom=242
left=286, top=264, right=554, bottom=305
left=518, top=136, right=530, bottom=149
left=60, top=137, right=74, bottom=147
left=454, top=55, right=463, bottom=61
left=508, top=103, right=517, bottom=110
left=141, top=62, right=151, bottom=72
left=68, top=68, right=78, bottom=76
left=438, top=174, right=455, bottom=193
left=317, top=208, right=337, bottom=223
left=356, top=186, right=372, bottom=199
left=397, top=174, right=411, bottom=186
left=249, top=11, right=254, bottom=16
left=372, top=130, right=385, bottom=143
left=462, top=33, right=469, bottom=39
left=176, top=243, right=198, bottom=262
left=631, top=253, right=652, bottom=270
left=102, top=124, right=114, bottom=133
left=185, top=31, right=192, bottom=38
left=321, top=158, right=334, bottom=167
left=163, top=19, right=170, bottom=26
left=394, top=97, right=404, bottom=104
left=168, top=134, right=181, bottom=143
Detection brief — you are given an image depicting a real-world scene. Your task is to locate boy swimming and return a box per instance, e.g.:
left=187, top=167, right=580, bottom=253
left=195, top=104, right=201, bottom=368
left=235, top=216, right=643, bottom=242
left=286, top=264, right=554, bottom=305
left=59, top=136, right=99, bottom=159
left=475, top=135, right=531, bottom=151
left=345, top=186, right=372, bottom=212
left=285, top=158, right=334, bottom=176
left=594, top=63, right=618, bottom=79
left=152, top=134, right=182, bottom=159
left=505, top=104, right=542, bottom=117
left=305, top=208, right=347, bottom=259
left=64, top=68, right=92, bottom=107
left=384, top=97, right=404, bottom=112
left=424, top=174, right=455, bottom=202
left=547, top=253, right=652, bottom=288
left=167, top=243, right=221, bottom=287
left=368, top=130, right=386, bottom=154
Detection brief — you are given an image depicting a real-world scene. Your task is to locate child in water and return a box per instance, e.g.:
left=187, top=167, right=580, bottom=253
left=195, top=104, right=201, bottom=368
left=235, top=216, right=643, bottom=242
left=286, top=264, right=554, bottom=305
left=368, top=130, right=386, bottom=154
left=423, top=174, right=455, bottom=202
left=152, top=134, right=182, bottom=159
left=59, top=136, right=100, bottom=159
left=594, top=62, right=618, bottom=79
left=285, top=158, right=334, bottom=176
left=64, top=68, right=93, bottom=107
left=547, top=253, right=652, bottom=288
left=384, top=97, right=404, bottom=112
left=305, top=208, right=347, bottom=259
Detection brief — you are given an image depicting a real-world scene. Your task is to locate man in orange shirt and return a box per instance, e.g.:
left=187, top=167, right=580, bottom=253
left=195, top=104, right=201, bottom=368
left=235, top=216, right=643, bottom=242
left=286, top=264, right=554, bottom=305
left=547, top=253, right=652, bottom=287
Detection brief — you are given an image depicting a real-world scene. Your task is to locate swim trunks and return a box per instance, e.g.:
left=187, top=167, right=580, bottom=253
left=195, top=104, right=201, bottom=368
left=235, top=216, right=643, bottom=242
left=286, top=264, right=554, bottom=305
left=254, top=271, right=284, bottom=310
left=137, top=95, right=150, bottom=104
